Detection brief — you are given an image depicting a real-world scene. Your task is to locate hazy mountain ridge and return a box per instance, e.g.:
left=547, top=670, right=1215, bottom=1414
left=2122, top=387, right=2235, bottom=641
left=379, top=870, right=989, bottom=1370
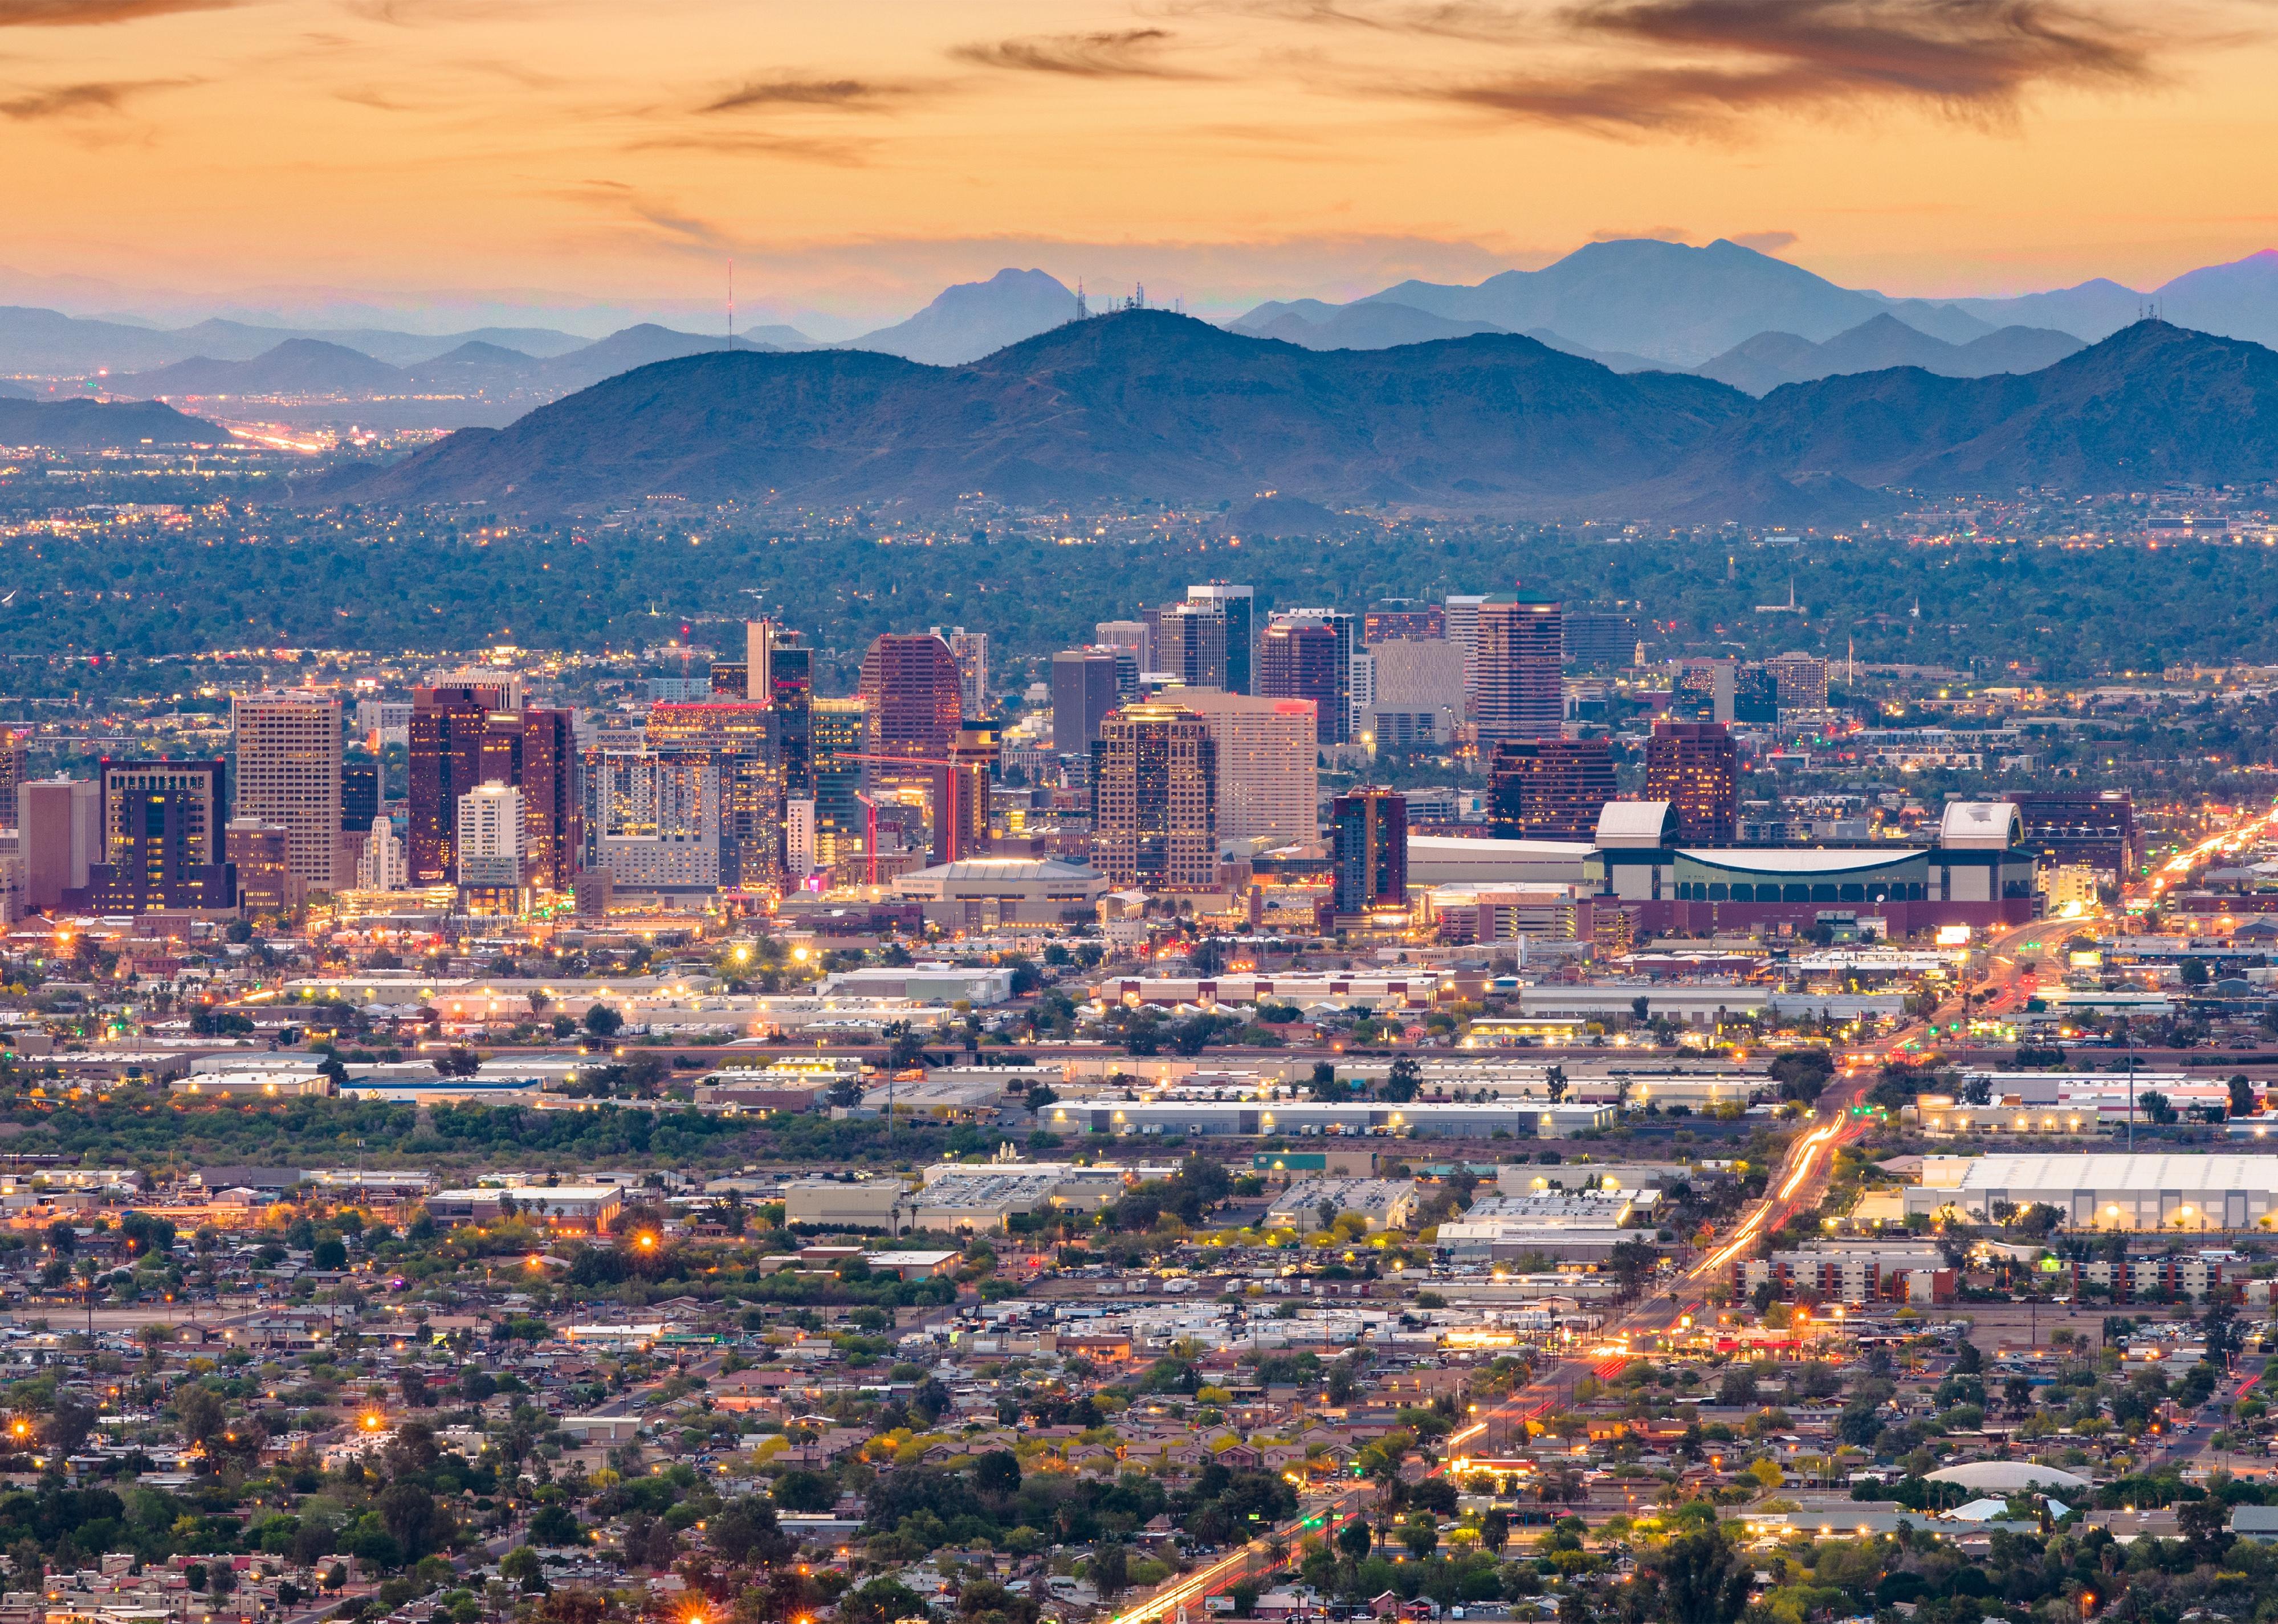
left=301, top=314, right=2278, bottom=522
left=1240, top=238, right=2278, bottom=366
left=0, top=398, right=226, bottom=448
left=1695, top=313, right=2084, bottom=394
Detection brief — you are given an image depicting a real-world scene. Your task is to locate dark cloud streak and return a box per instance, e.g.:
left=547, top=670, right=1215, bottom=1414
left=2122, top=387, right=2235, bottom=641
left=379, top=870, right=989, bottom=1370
left=1241, top=0, right=2178, bottom=132
left=0, top=76, right=187, bottom=115
left=950, top=27, right=1213, bottom=79
left=0, top=0, right=235, bottom=22
left=699, top=77, right=914, bottom=114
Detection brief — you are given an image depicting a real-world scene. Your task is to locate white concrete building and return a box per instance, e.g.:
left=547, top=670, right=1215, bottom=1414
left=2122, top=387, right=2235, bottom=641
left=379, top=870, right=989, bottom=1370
left=356, top=817, right=406, bottom=891
left=1905, top=1153, right=2278, bottom=1230
left=1266, top=1177, right=1420, bottom=1232
left=456, top=784, right=525, bottom=887
left=893, top=856, right=1110, bottom=928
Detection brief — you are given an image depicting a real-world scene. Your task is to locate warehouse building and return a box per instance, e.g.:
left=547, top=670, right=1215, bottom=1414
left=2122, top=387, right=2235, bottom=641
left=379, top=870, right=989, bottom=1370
left=1436, top=1192, right=1639, bottom=1262
left=1905, top=1153, right=2278, bottom=1230
left=1266, top=1177, right=1421, bottom=1233
left=1041, top=1098, right=1616, bottom=1139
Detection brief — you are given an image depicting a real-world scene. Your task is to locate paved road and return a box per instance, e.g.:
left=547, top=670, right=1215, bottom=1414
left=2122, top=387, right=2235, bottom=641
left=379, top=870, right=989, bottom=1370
left=1104, top=1069, right=1877, bottom=1624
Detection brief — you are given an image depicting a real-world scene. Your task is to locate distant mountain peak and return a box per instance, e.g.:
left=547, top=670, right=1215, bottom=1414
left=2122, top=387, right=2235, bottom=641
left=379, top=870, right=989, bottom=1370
left=843, top=268, right=1080, bottom=367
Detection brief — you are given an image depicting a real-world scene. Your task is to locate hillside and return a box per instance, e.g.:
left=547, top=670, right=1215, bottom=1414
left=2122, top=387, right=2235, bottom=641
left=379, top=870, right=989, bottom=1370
left=0, top=398, right=226, bottom=448
left=305, top=317, right=2276, bottom=521
left=1627, top=321, right=2278, bottom=516
left=310, top=312, right=1751, bottom=511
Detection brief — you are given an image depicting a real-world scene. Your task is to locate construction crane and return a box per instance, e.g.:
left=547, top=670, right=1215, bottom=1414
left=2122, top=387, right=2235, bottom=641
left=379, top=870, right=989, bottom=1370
left=832, top=752, right=986, bottom=883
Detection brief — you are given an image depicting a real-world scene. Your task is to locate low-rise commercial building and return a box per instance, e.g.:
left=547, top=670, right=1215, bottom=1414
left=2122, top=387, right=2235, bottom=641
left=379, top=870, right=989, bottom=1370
left=1905, top=1153, right=2278, bottom=1230
left=1040, top=1098, right=1616, bottom=1139
left=1265, top=1177, right=1420, bottom=1232
left=1742, top=1241, right=1954, bottom=1304
left=893, top=857, right=1111, bottom=929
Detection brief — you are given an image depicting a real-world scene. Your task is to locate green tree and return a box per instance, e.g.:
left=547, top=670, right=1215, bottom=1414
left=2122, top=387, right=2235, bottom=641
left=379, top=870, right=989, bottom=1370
left=1633, top=1525, right=1750, bottom=1624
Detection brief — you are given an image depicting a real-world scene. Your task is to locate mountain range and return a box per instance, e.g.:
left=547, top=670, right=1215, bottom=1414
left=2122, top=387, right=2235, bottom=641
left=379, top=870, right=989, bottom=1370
left=305, top=313, right=2278, bottom=522
left=1693, top=313, right=2085, bottom=394
left=112, top=325, right=787, bottom=403
left=11, top=239, right=2278, bottom=408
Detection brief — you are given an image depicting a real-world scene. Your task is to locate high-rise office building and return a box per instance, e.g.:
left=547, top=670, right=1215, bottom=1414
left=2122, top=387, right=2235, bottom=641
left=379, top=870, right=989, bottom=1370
left=1490, top=738, right=1617, bottom=840
left=341, top=763, right=378, bottom=833
left=942, top=628, right=990, bottom=717
left=812, top=696, right=867, bottom=875
left=1051, top=648, right=1124, bottom=754
left=1258, top=621, right=1342, bottom=746
left=1733, top=665, right=1779, bottom=726
left=1473, top=596, right=1564, bottom=746
left=22, top=778, right=99, bottom=911
left=225, top=819, right=297, bottom=915
left=407, top=685, right=488, bottom=884
left=859, top=633, right=968, bottom=867
left=589, top=753, right=721, bottom=891
left=456, top=784, right=527, bottom=888
left=768, top=640, right=814, bottom=797
left=1444, top=594, right=1488, bottom=715
left=1647, top=722, right=1739, bottom=843
left=1764, top=652, right=1830, bottom=712
left=231, top=691, right=344, bottom=892
left=73, top=758, right=235, bottom=913
left=948, top=724, right=996, bottom=859
left=410, top=691, right=578, bottom=892
left=1187, top=584, right=1254, bottom=694
left=1175, top=691, right=1318, bottom=843
left=744, top=619, right=780, bottom=702
left=1564, top=611, right=1640, bottom=669
left=1364, top=601, right=1445, bottom=643
left=859, top=633, right=963, bottom=760
left=1153, top=602, right=1229, bottom=691
left=1330, top=789, right=1408, bottom=915
left=0, top=730, right=27, bottom=830
left=1094, top=619, right=1153, bottom=671
left=1269, top=609, right=1356, bottom=742
left=420, top=668, right=523, bottom=710
left=645, top=701, right=783, bottom=893
left=512, top=708, right=580, bottom=892
left=1090, top=703, right=1217, bottom=889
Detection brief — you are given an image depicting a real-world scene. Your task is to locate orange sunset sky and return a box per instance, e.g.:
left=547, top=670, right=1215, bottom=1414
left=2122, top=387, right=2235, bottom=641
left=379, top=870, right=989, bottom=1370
left=6, top=0, right=2275, bottom=331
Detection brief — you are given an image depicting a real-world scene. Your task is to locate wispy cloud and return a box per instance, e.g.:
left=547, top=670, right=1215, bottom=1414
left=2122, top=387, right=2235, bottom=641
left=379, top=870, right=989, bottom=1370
left=0, top=76, right=185, bottom=115
left=0, top=0, right=235, bottom=22
left=627, top=130, right=877, bottom=165
left=950, top=27, right=1213, bottom=79
left=698, top=76, right=916, bottom=114
left=1407, top=0, right=2170, bottom=132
